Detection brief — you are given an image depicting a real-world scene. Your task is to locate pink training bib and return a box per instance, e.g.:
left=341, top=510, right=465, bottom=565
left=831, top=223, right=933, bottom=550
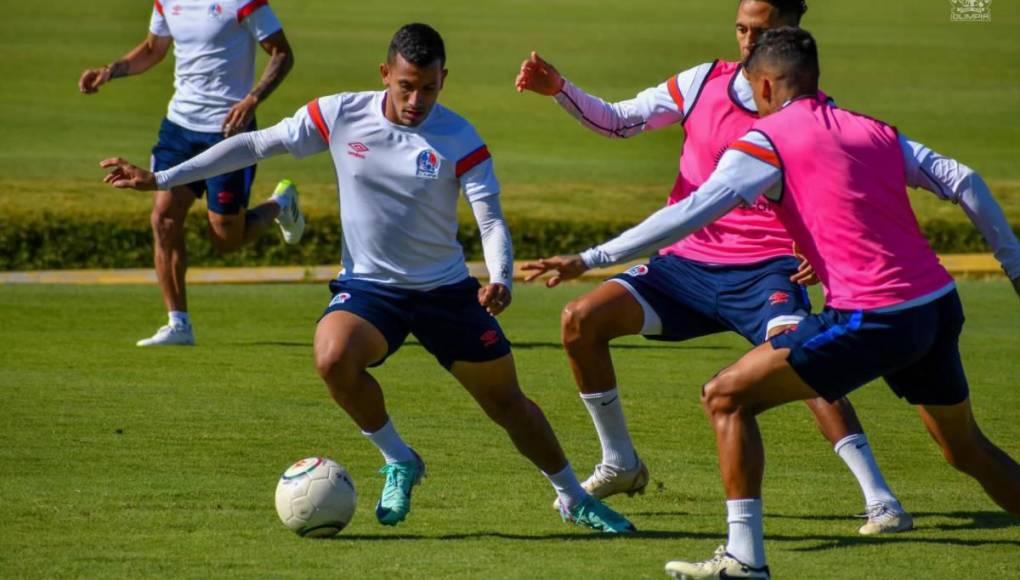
left=662, top=60, right=794, bottom=265
left=751, top=96, right=953, bottom=310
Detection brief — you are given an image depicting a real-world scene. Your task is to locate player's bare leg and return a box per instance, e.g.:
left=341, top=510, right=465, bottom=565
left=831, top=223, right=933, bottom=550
left=560, top=282, right=650, bottom=498
left=138, top=186, right=197, bottom=346
left=561, top=282, right=644, bottom=395
left=151, top=186, right=196, bottom=314
left=918, top=400, right=1020, bottom=515
left=450, top=353, right=636, bottom=532
left=769, top=325, right=908, bottom=533
left=314, top=311, right=390, bottom=431
left=451, top=353, right=568, bottom=474
left=206, top=200, right=281, bottom=253
left=314, top=310, right=423, bottom=526
left=665, top=342, right=818, bottom=576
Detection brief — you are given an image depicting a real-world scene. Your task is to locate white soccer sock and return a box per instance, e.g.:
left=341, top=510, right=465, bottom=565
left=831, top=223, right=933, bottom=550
left=544, top=463, right=587, bottom=511
left=580, top=388, right=637, bottom=470
left=834, top=433, right=899, bottom=509
left=168, top=311, right=190, bottom=328
left=726, top=498, right=766, bottom=568
left=362, top=418, right=416, bottom=464
left=271, top=191, right=291, bottom=211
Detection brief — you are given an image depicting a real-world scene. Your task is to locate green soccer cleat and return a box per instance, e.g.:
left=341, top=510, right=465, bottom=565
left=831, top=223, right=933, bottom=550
left=272, top=179, right=305, bottom=245
left=375, top=450, right=425, bottom=526
left=560, top=495, right=637, bottom=534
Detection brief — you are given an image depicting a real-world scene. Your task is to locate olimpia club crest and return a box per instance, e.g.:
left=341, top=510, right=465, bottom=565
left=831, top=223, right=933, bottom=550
left=416, top=149, right=441, bottom=179
left=950, top=0, right=991, bottom=22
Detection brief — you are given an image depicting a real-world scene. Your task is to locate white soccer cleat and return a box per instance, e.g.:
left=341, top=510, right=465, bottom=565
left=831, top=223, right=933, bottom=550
left=665, top=546, right=771, bottom=579
left=858, top=502, right=913, bottom=535
left=552, top=455, right=649, bottom=510
left=136, top=324, right=195, bottom=347
left=273, top=179, right=305, bottom=245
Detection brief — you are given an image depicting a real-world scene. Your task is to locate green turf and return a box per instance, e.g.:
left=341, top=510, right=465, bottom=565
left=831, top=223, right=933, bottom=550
left=0, top=0, right=1018, bottom=224
left=1, top=280, right=1017, bottom=578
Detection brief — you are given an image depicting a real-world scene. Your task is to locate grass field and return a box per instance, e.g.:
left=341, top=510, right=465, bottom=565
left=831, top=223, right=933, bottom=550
left=1, top=0, right=1018, bottom=225
left=1, top=280, right=1017, bottom=578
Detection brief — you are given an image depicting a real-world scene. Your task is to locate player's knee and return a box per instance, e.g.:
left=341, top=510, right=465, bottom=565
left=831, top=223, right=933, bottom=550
left=150, top=207, right=183, bottom=243
left=478, top=390, right=530, bottom=427
left=561, top=298, right=599, bottom=349
left=207, top=215, right=245, bottom=253
left=314, top=344, right=358, bottom=386
left=701, top=371, right=744, bottom=416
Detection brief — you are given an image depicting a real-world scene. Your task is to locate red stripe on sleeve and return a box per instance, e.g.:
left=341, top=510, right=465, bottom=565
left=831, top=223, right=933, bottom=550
left=455, top=145, right=491, bottom=178
left=729, top=141, right=781, bottom=168
left=154, top=0, right=164, bottom=16
left=667, top=74, right=685, bottom=114
left=307, top=99, right=330, bottom=144
left=237, top=0, right=269, bottom=22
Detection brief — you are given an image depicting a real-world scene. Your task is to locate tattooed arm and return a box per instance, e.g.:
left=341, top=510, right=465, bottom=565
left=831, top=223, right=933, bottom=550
left=221, top=30, right=295, bottom=136
left=79, top=33, right=172, bottom=94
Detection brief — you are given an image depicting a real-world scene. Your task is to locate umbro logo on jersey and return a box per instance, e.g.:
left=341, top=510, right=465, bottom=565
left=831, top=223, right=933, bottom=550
left=347, top=142, right=370, bottom=159
left=416, top=149, right=441, bottom=179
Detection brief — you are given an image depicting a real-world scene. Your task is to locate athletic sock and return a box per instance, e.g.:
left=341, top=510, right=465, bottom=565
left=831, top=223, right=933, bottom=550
left=834, top=433, right=899, bottom=509
left=580, top=388, right=637, bottom=470
left=726, top=498, right=766, bottom=568
left=543, top=463, right=587, bottom=511
left=168, top=311, right=190, bottom=328
left=362, top=418, right=416, bottom=464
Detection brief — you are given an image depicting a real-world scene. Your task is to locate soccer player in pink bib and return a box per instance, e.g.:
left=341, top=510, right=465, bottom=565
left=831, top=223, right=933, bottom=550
left=524, top=27, right=1020, bottom=579
left=98, top=23, right=635, bottom=534
left=80, top=0, right=301, bottom=347
left=516, top=0, right=910, bottom=535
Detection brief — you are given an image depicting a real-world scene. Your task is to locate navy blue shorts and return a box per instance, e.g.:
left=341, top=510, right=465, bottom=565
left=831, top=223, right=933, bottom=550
left=770, top=289, right=969, bottom=406
left=609, top=255, right=810, bottom=345
left=150, top=118, right=256, bottom=215
left=321, top=277, right=512, bottom=369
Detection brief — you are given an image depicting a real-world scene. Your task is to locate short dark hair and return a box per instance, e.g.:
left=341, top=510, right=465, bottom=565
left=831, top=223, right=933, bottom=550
left=387, top=23, right=446, bottom=67
left=740, top=0, right=808, bottom=24
left=745, top=26, right=820, bottom=92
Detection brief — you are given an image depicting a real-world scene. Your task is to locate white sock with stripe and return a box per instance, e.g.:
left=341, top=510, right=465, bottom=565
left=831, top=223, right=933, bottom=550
left=580, top=388, right=637, bottom=470
left=834, top=433, right=899, bottom=509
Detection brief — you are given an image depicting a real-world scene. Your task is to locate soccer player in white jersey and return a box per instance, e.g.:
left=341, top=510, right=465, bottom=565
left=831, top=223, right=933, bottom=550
left=97, top=23, right=635, bottom=533
left=525, top=28, right=1020, bottom=578
left=515, top=0, right=910, bottom=535
left=79, top=0, right=302, bottom=347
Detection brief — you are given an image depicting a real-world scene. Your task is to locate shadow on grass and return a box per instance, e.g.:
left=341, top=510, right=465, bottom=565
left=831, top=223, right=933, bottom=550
left=326, top=512, right=1017, bottom=548
left=235, top=340, right=734, bottom=351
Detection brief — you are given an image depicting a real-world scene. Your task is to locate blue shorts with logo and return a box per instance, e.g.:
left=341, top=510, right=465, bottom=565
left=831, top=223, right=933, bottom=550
left=321, top=277, right=512, bottom=369
left=609, top=254, right=810, bottom=345
left=771, top=289, right=968, bottom=406
left=151, top=118, right=256, bottom=215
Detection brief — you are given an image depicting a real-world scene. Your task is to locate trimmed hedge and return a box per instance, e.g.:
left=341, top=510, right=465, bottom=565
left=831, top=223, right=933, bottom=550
left=1, top=211, right=1016, bottom=271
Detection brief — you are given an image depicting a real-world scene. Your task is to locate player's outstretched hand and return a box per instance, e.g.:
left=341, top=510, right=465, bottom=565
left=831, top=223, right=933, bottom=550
left=522, top=255, right=587, bottom=287
left=478, top=283, right=512, bottom=316
left=99, top=158, right=157, bottom=190
left=790, top=243, right=820, bottom=286
left=222, top=94, right=258, bottom=137
left=79, top=67, right=111, bottom=94
left=515, top=51, right=564, bottom=96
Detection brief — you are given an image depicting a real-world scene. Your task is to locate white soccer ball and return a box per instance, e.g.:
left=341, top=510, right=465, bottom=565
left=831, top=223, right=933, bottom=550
left=275, top=457, right=356, bottom=537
